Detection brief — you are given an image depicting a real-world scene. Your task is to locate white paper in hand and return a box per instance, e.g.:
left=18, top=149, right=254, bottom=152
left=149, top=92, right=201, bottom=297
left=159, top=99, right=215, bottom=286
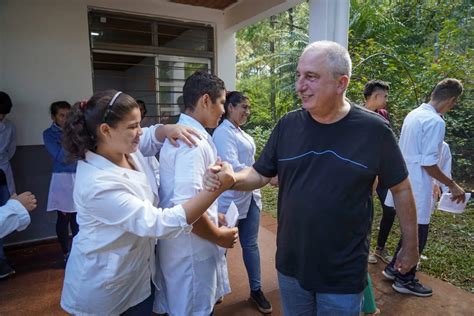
left=438, top=192, right=471, bottom=213
left=225, top=201, right=239, bottom=228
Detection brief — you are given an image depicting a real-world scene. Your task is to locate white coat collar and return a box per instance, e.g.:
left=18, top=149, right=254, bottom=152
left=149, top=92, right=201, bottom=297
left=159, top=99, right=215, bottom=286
left=84, top=150, right=144, bottom=179
left=179, top=113, right=210, bottom=139
left=222, top=118, right=240, bottom=131
left=421, top=103, right=438, bottom=114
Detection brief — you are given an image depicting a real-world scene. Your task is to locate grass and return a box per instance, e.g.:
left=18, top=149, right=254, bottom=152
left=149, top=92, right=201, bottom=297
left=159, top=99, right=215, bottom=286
left=260, top=185, right=474, bottom=293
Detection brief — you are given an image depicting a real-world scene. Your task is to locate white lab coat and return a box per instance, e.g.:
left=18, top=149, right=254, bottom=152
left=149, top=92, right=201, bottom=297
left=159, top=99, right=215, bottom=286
left=0, top=119, right=16, bottom=194
left=385, top=103, right=445, bottom=224
left=155, top=114, right=230, bottom=316
left=60, top=147, right=192, bottom=314
left=0, top=199, right=30, bottom=238
left=431, top=141, right=452, bottom=213
left=212, top=119, right=262, bottom=219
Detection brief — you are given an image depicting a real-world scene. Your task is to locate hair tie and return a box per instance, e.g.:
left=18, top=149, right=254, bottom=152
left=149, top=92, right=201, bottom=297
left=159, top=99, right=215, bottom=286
left=79, top=100, right=88, bottom=111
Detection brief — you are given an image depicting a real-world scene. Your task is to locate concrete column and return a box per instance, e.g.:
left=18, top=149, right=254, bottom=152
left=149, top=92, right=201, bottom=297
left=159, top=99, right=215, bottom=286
left=308, top=0, right=350, bottom=48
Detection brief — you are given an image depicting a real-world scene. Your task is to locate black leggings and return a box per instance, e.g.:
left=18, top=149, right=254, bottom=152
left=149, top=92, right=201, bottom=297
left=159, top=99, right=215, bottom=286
left=56, top=211, right=79, bottom=254
left=375, top=187, right=396, bottom=249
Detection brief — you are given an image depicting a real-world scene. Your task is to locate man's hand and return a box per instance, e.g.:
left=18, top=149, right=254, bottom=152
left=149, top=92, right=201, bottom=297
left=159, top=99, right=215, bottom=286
left=394, top=246, right=419, bottom=275
left=269, top=176, right=278, bottom=187
left=448, top=181, right=466, bottom=203
left=433, top=184, right=441, bottom=200
left=160, top=124, right=201, bottom=147
left=217, top=213, right=227, bottom=227
left=216, top=226, right=238, bottom=248
left=11, top=192, right=37, bottom=212
left=216, top=162, right=235, bottom=191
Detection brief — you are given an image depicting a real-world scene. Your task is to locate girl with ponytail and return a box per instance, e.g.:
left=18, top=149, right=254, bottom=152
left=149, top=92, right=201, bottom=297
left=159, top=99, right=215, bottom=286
left=60, top=90, right=236, bottom=315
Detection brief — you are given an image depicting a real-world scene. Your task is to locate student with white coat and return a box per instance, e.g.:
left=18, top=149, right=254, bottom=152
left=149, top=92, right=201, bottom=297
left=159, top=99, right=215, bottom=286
left=59, top=90, right=236, bottom=316
left=383, top=79, right=465, bottom=297
left=156, top=71, right=239, bottom=316
left=0, top=192, right=36, bottom=239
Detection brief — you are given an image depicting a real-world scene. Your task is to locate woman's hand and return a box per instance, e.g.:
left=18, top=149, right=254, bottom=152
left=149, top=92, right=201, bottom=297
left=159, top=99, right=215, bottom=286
left=157, top=124, right=201, bottom=147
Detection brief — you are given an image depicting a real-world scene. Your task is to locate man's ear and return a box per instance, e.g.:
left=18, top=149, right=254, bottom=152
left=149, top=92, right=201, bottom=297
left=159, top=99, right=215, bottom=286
left=201, top=94, right=211, bottom=109
left=337, top=75, right=350, bottom=94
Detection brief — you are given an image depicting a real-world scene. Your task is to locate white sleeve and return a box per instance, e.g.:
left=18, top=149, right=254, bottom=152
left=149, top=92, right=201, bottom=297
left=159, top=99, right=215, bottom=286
left=171, top=144, right=207, bottom=206
left=79, top=179, right=192, bottom=239
left=436, top=142, right=452, bottom=192
left=213, top=127, right=247, bottom=172
left=0, top=199, right=30, bottom=238
left=420, top=120, right=445, bottom=166
left=139, top=124, right=164, bottom=157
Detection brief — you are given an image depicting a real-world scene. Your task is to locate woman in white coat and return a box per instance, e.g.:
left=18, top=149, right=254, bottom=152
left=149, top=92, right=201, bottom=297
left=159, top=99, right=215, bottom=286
left=60, top=90, right=235, bottom=316
left=212, top=91, right=272, bottom=313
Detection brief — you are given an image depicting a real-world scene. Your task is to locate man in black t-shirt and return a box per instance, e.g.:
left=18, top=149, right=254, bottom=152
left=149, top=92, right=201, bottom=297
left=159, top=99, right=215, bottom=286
left=221, top=41, right=419, bottom=315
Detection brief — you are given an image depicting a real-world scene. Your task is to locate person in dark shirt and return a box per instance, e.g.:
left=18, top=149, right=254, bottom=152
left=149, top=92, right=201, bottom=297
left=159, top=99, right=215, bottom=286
left=363, top=80, right=397, bottom=265
left=210, top=41, right=419, bottom=315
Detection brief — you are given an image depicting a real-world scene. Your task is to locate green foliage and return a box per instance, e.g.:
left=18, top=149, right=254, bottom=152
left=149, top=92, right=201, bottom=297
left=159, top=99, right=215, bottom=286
left=237, top=0, right=473, bottom=184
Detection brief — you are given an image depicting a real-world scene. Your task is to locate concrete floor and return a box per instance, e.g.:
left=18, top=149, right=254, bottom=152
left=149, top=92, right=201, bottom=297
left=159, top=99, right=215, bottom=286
left=1, top=213, right=473, bottom=315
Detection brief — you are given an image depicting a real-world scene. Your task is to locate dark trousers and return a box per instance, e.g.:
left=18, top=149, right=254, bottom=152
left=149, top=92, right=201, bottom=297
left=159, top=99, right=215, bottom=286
left=56, top=211, right=79, bottom=255
left=388, top=224, right=430, bottom=282
left=0, top=182, right=10, bottom=262
left=120, top=282, right=155, bottom=316
left=375, top=187, right=396, bottom=249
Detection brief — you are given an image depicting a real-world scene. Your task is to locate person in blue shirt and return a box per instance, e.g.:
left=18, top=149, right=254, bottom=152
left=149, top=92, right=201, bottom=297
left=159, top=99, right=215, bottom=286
left=212, top=91, right=272, bottom=313
left=43, top=101, right=78, bottom=263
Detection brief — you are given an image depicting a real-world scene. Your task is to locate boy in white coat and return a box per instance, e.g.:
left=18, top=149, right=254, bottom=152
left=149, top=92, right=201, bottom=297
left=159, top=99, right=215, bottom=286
left=383, top=79, right=465, bottom=297
left=156, top=71, right=238, bottom=315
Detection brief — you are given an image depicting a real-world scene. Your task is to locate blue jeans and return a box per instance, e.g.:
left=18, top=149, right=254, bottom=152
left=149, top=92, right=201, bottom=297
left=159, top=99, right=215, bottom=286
left=278, top=272, right=363, bottom=316
left=237, top=197, right=261, bottom=291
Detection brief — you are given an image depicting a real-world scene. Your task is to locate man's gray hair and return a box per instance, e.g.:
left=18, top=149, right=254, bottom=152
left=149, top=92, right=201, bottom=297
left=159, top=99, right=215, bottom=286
left=302, top=41, right=352, bottom=79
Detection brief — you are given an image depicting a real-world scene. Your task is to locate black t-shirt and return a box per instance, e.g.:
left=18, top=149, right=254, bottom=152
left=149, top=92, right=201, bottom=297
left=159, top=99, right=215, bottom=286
left=253, top=105, right=408, bottom=293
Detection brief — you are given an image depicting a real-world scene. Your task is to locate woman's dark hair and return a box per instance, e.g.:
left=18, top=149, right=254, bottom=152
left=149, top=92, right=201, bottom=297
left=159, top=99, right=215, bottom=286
left=0, top=92, right=13, bottom=115
left=363, top=80, right=389, bottom=100
left=50, top=101, right=71, bottom=116
left=223, top=91, right=249, bottom=120
left=63, top=90, right=139, bottom=160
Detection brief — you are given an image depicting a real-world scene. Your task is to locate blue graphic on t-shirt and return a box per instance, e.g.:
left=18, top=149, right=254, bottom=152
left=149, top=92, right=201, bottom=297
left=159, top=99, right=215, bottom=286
left=278, top=150, right=368, bottom=169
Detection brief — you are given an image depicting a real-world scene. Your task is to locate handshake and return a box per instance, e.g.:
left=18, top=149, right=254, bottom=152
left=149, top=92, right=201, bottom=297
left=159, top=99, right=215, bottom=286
left=203, top=158, right=236, bottom=192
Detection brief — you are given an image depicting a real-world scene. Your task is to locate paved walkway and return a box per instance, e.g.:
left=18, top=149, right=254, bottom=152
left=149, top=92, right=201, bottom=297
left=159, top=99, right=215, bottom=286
left=1, top=213, right=472, bottom=315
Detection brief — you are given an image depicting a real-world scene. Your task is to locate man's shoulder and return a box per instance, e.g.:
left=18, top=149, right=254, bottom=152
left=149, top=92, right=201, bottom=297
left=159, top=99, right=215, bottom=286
left=350, top=104, right=390, bottom=127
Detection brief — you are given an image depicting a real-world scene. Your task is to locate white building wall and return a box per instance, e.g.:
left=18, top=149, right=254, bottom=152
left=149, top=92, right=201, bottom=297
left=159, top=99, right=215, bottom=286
left=1, top=0, right=92, bottom=145
left=0, top=0, right=235, bottom=145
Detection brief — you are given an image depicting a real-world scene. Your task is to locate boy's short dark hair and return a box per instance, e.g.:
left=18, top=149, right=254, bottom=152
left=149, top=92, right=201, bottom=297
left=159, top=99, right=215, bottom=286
left=431, top=78, right=463, bottom=102
left=182, top=71, right=226, bottom=112
left=50, top=101, right=71, bottom=116
left=0, top=92, right=13, bottom=115
left=363, top=80, right=390, bottom=100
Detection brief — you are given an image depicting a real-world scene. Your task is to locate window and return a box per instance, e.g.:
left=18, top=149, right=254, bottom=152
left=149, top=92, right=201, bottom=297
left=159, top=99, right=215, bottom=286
left=89, top=10, right=214, bottom=123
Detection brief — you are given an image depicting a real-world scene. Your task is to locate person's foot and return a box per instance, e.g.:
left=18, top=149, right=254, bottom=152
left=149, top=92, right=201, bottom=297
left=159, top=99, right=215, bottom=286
left=250, top=289, right=272, bottom=314
left=374, top=248, right=393, bottom=264
left=382, top=264, right=398, bottom=281
left=392, top=278, right=433, bottom=297
left=0, top=260, right=15, bottom=279
left=368, top=253, right=378, bottom=264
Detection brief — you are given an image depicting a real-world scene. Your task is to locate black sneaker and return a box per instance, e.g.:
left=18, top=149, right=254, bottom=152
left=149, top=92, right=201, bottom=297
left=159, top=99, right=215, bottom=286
left=0, top=260, right=15, bottom=279
left=250, top=289, right=272, bottom=314
left=382, top=264, right=398, bottom=281
left=392, top=278, right=433, bottom=297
